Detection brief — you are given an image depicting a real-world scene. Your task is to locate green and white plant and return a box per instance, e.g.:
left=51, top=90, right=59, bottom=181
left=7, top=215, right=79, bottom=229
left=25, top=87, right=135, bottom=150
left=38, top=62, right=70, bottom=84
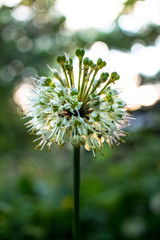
left=24, top=49, right=129, bottom=240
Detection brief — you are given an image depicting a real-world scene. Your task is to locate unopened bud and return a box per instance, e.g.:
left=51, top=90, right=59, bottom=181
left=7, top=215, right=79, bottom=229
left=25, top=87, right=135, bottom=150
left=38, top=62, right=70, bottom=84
left=69, top=58, right=73, bottom=64
left=70, top=87, right=78, bottom=96
left=57, top=56, right=61, bottom=63
left=100, top=61, right=106, bottom=68
left=61, top=56, right=66, bottom=62
left=75, top=49, right=85, bottom=60
left=83, top=57, right=89, bottom=66
left=109, top=72, right=120, bottom=82
left=80, top=49, right=85, bottom=57
left=42, top=78, right=54, bottom=87
left=97, top=58, right=102, bottom=66
left=91, top=63, right=96, bottom=70
left=57, top=55, right=66, bottom=65
left=100, top=72, right=109, bottom=83
left=75, top=49, right=81, bottom=57
left=88, top=60, right=93, bottom=66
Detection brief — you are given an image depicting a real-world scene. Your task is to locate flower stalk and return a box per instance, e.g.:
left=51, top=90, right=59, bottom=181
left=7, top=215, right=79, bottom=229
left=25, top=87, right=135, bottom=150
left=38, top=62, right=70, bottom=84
left=73, top=146, right=80, bottom=240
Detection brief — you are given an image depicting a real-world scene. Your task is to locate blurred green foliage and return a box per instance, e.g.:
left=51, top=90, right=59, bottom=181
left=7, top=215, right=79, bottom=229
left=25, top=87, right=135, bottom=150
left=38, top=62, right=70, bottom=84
left=0, top=0, right=160, bottom=239
left=1, top=130, right=160, bottom=240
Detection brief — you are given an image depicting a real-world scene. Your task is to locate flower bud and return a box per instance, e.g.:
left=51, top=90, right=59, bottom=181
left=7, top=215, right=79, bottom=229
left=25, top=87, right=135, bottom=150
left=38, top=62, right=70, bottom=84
left=83, top=57, right=89, bottom=66
left=110, top=72, right=120, bottom=81
left=80, top=49, right=85, bottom=57
left=65, top=63, right=73, bottom=72
left=75, top=49, right=85, bottom=60
left=70, top=87, right=78, bottom=96
left=57, top=56, right=61, bottom=63
left=100, top=72, right=109, bottom=83
left=69, top=58, right=73, bottom=64
left=42, top=78, right=54, bottom=87
left=88, top=60, right=93, bottom=66
left=57, top=56, right=66, bottom=65
left=75, top=49, right=81, bottom=57
left=100, top=61, right=106, bottom=68
left=61, top=56, right=66, bottom=62
left=97, top=58, right=102, bottom=66
left=91, top=63, right=96, bottom=71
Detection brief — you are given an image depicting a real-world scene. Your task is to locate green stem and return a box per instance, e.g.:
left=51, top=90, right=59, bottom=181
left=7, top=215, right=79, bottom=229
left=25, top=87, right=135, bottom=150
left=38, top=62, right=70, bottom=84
left=73, top=146, right=81, bottom=240
left=83, top=68, right=98, bottom=102
left=90, top=80, right=101, bottom=95
left=98, top=81, right=110, bottom=95
left=78, top=61, right=82, bottom=92
left=62, top=66, right=70, bottom=88
left=79, top=71, right=86, bottom=101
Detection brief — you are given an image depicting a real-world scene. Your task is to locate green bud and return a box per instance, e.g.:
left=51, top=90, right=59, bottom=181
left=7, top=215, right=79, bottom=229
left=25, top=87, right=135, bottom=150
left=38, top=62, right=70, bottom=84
left=75, top=49, right=81, bottom=57
left=65, top=63, right=72, bottom=72
left=83, top=57, right=89, bottom=66
left=57, top=55, right=66, bottom=65
left=42, top=78, right=54, bottom=87
left=100, top=61, right=106, bottom=68
left=111, top=72, right=117, bottom=76
left=88, top=60, right=93, bottom=66
left=57, top=56, right=61, bottom=63
left=76, top=49, right=85, bottom=60
left=69, top=58, right=73, bottom=64
left=105, top=72, right=109, bottom=78
left=101, top=72, right=106, bottom=78
left=70, top=87, right=78, bottom=96
left=100, top=72, right=109, bottom=82
left=91, top=63, right=96, bottom=70
left=80, top=49, right=85, bottom=57
left=110, top=72, right=120, bottom=82
left=97, top=58, right=102, bottom=65
left=114, top=75, right=120, bottom=80
left=101, top=76, right=107, bottom=82
left=61, top=56, right=66, bottom=62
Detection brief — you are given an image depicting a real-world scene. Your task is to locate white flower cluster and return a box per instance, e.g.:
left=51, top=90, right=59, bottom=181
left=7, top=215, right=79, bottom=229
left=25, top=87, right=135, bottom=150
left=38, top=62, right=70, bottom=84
left=25, top=49, right=129, bottom=156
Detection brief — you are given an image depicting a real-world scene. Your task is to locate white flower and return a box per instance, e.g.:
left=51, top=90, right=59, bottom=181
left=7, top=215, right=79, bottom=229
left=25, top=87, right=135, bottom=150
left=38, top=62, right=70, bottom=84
left=24, top=49, right=129, bottom=157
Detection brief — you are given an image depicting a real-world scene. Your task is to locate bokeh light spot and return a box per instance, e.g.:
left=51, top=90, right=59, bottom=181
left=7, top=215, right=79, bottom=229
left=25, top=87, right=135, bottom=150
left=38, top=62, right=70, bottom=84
left=2, top=0, right=22, bottom=7
left=34, top=35, right=52, bottom=52
left=13, top=81, right=34, bottom=111
left=137, top=85, right=159, bottom=107
left=0, top=65, right=16, bottom=83
left=17, top=36, right=33, bottom=53
left=56, top=0, right=124, bottom=30
left=21, top=67, right=37, bottom=79
left=11, top=5, right=34, bottom=22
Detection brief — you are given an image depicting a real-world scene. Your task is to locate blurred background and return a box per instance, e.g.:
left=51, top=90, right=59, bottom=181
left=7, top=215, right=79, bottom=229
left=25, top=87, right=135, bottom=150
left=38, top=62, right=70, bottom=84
left=0, top=0, right=160, bottom=239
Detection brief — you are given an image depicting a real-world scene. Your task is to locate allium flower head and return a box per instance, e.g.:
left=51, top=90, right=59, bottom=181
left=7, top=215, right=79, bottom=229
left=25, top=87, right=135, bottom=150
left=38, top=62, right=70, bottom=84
left=25, top=49, right=129, bottom=157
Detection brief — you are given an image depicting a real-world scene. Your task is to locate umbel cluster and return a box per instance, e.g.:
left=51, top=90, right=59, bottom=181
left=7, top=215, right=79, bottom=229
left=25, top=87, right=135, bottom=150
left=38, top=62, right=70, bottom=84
left=24, top=49, right=129, bottom=156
